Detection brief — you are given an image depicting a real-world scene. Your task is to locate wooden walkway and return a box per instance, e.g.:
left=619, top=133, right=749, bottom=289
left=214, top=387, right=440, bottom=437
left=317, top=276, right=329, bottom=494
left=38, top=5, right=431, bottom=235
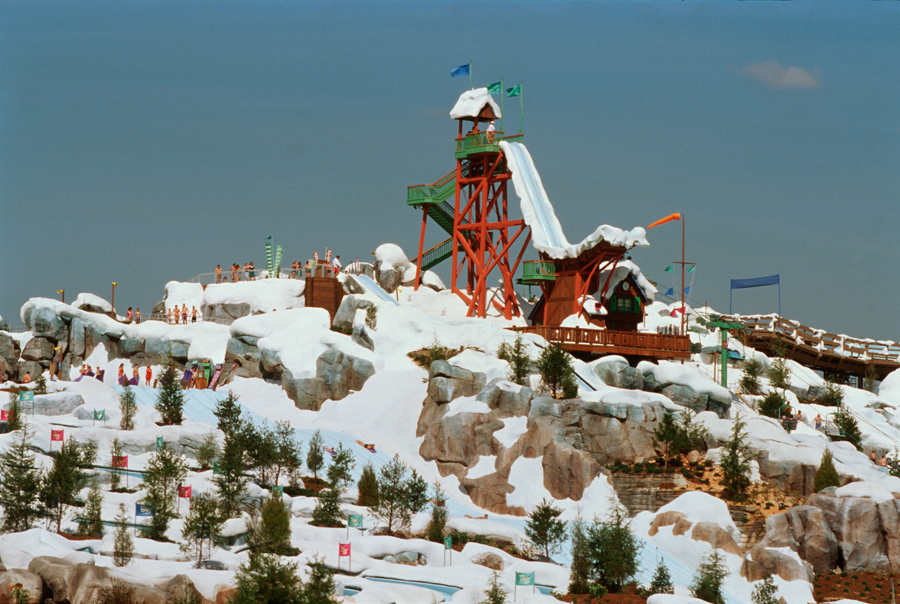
left=518, top=326, right=691, bottom=360
left=722, top=314, right=900, bottom=380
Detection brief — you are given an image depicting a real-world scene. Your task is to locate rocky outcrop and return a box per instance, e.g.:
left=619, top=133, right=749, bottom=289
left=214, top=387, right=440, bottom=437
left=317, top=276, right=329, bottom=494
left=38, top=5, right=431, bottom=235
left=593, top=359, right=644, bottom=390
left=28, top=556, right=178, bottom=604
left=0, top=333, right=20, bottom=381
left=744, top=506, right=838, bottom=576
left=331, top=295, right=373, bottom=332
left=805, top=490, right=899, bottom=573
left=11, top=392, right=86, bottom=416
left=200, top=302, right=253, bottom=325
left=0, top=569, right=43, bottom=603
left=418, top=362, right=673, bottom=515
left=741, top=547, right=814, bottom=583
left=472, top=552, right=504, bottom=571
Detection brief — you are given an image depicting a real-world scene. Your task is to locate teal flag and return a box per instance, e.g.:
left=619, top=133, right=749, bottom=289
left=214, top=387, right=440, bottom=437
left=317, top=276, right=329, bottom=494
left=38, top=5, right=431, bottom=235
left=487, top=81, right=502, bottom=95
left=19, top=391, right=33, bottom=402
left=506, top=84, right=521, bottom=97
left=135, top=503, right=153, bottom=517
left=664, top=265, right=674, bottom=273
left=348, top=514, right=363, bottom=528
left=687, top=265, right=695, bottom=273
left=272, top=485, right=283, bottom=497
left=156, top=436, right=164, bottom=449
left=443, top=536, right=452, bottom=550
left=93, top=409, right=106, bottom=421
left=515, top=572, right=535, bottom=586
left=213, top=462, right=222, bottom=474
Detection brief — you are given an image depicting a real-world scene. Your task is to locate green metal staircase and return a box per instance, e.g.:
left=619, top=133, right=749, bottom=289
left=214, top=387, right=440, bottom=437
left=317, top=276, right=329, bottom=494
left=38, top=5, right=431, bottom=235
left=407, top=169, right=469, bottom=270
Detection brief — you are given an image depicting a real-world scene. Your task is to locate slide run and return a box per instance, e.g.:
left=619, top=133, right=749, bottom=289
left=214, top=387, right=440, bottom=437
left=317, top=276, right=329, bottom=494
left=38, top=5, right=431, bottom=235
left=348, top=274, right=400, bottom=306
left=118, top=385, right=742, bottom=603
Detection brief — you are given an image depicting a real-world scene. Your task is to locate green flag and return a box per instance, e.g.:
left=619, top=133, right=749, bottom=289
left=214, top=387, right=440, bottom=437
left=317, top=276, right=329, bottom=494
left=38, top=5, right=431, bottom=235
left=156, top=436, right=164, bottom=449
left=515, top=572, right=535, bottom=586
left=444, top=536, right=452, bottom=550
left=664, top=265, right=674, bottom=273
left=687, top=265, right=695, bottom=273
left=272, top=485, right=283, bottom=497
left=93, top=409, right=106, bottom=421
left=487, top=81, right=502, bottom=95
left=19, top=391, right=33, bottom=402
left=213, top=462, right=222, bottom=474
left=506, top=84, right=521, bottom=97
left=348, top=514, right=363, bottom=528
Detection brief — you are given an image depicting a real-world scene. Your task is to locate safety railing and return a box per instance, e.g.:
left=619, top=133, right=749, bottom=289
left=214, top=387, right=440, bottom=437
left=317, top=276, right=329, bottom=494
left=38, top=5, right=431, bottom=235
left=454, top=131, right=523, bottom=156
left=521, top=260, right=556, bottom=281
left=519, top=325, right=691, bottom=354
left=407, top=170, right=456, bottom=205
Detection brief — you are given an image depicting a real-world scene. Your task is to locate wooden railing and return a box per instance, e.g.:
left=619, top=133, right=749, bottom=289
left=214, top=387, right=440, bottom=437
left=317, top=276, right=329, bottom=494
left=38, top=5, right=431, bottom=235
left=722, top=314, right=900, bottom=362
left=518, top=326, right=691, bottom=357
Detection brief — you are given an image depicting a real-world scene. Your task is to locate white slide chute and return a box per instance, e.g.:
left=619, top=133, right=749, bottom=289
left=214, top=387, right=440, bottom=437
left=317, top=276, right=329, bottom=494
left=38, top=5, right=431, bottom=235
left=499, top=141, right=649, bottom=259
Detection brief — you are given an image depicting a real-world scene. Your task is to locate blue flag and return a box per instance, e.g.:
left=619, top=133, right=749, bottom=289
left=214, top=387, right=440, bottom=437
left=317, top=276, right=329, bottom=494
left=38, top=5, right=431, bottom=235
left=136, top=503, right=153, bottom=517
left=450, top=63, right=470, bottom=77
left=665, top=288, right=674, bottom=296
left=684, top=287, right=691, bottom=294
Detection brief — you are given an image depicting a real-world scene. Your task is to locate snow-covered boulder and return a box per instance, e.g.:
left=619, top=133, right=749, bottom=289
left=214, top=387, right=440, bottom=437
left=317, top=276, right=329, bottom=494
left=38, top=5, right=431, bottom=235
left=23, top=392, right=86, bottom=416
left=332, top=295, right=373, bottom=332
left=591, top=356, right=645, bottom=390
left=373, top=243, right=412, bottom=294
left=72, top=293, right=112, bottom=315
left=28, top=556, right=175, bottom=604
left=743, top=505, right=838, bottom=576
left=0, top=569, right=43, bottom=603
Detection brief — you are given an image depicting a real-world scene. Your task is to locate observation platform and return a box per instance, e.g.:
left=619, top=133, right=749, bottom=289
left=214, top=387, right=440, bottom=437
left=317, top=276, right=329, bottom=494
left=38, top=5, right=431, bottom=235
left=518, top=325, right=691, bottom=360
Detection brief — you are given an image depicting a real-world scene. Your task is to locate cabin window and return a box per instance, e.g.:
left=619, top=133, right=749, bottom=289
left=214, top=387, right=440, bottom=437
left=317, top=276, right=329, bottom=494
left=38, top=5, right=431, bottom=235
left=616, top=297, right=632, bottom=312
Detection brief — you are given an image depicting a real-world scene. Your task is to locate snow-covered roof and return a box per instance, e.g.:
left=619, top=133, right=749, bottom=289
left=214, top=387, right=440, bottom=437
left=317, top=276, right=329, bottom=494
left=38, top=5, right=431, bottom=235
left=597, top=259, right=657, bottom=303
left=449, top=87, right=501, bottom=121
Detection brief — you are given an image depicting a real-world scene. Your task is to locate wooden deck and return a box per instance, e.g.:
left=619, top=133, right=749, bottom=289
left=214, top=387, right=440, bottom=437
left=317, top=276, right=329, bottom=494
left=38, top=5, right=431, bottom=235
left=722, top=314, right=900, bottom=380
left=518, top=326, right=691, bottom=359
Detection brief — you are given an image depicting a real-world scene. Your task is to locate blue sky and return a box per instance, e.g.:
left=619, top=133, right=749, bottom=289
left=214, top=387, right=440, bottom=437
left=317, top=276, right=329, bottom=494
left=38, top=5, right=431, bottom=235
left=1, top=1, right=897, bottom=340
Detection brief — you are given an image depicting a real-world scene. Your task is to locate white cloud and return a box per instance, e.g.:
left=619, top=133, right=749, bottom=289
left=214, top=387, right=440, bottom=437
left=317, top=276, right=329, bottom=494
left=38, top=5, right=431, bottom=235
left=743, top=60, right=819, bottom=90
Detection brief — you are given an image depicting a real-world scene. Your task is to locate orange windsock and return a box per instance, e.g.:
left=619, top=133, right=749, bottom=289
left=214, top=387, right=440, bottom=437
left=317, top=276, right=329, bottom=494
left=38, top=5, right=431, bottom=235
left=648, top=213, right=681, bottom=229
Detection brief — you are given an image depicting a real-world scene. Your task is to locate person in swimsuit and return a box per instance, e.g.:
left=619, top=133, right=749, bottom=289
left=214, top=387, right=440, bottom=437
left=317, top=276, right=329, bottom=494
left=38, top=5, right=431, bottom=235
left=145, top=366, right=152, bottom=386
left=181, top=304, right=188, bottom=324
left=191, top=306, right=199, bottom=323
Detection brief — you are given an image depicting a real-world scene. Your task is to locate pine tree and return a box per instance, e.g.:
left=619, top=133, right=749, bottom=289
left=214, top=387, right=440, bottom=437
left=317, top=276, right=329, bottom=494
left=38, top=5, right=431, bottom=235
left=273, top=421, right=300, bottom=486
left=141, top=443, right=188, bottom=540
left=478, top=571, right=509, bottom=604
left=586, top=500, right=642, bottom=593
left=426, top=481, right=448, bottom=543
left=155, top=360, right=184, bottom=426
left=311, top=486, right=344, bottom=528
left=113, top=503, right=134, bottom=566
left=832, top=405, right=863, bottom=451
left=110, top=438, right=124, bottom=491
left=648, top=557, right=674, bottom=595
left=214, top=429, right=248, bottom=518
left=817, top=380, right=844, bottom=407
left=654, top=412, right=679, bottom=469
left=302, top=555, right=338, bottom=604
left=863, top=364, right=879, bottom=393
left=306, top=430, right=325, bottom=481
left=244, top=422, right=278, bottom=486
left=567, top=515, right=592, bottom=595
left=119, top=384, right=137, bottom=430
left=196, top=433, right=219, bottom=471
left=814, top=449, right=841, bottom=491
left=525, top=498, right=567, bottom=560
left=6, top=392, right=23, bottom=433
left=33, top=373, right=47, bottom=395
left=759, top=391, right=786, bottom=419
left=740, top=357, right=764, bottom=395
left=356, top=464, right=379, bottom=507
left=767, top=355, right=791, bottom=392
left=372, top=455, right=428, bottom=535
left=232, top=553, right=305, bottom=604
left=537, top=343, right=573, bottom=397
left=41, top=436, right=91, bottom=532
left=326, top=443, right=355, bottom=489
left=251, top=493, right=292, bottom=554
left=95, top=580, right=142, bottom=604
left=690, top=549, right=729, bottom=604
left=720, top=414, right=752, bottom=502
left=213, top=392, right=244, bottom=436
left=672, top=409, right=709, bottom=457
left=497, top=332, right=532, bottom=386
left=561, top=369, right=579, bottom=399
left=751, top=575, right=778, bottom=604
left=180, top=492, right=225, bottom=567
left=77, top=482, right=104, bottom=537
left=0, top=429, right=44, bottom=532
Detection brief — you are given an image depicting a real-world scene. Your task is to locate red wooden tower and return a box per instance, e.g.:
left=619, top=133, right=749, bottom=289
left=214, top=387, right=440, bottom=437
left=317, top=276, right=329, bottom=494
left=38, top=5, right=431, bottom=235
left=408, top=89, right=531, bottom=320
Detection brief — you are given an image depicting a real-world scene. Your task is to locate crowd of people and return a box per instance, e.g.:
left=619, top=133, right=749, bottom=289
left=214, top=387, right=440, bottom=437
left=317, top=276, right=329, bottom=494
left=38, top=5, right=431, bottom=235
left=216, top=263, right=258, bottom=283
left=165, top=304, right=200, bottom=324
left=212, top=253, right=345, bottom=283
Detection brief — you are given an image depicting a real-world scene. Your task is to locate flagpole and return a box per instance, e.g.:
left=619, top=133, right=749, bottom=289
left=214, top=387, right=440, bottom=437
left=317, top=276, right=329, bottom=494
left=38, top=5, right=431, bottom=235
left=469, top=59, right=473, bottom=90
left=681, top=214, right=685, bottom=337
left=519, top=80, right=524, bottom=134
left=500, top=77, right=504, bottom=132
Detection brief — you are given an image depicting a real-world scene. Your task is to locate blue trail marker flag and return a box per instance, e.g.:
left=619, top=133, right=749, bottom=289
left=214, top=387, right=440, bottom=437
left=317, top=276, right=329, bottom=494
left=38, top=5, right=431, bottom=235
left=450, top=63, right=470, bottom=77
left=136, top=503, right=153, bottom=517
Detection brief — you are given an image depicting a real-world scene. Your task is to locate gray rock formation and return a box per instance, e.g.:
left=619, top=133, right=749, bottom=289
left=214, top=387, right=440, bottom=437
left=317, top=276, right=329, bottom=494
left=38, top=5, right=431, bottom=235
left=741, top=546, right=814, bottom=583
left=332, top=295, right=373, bottom=332
left=16, top=392, right=86, bottom=416
left=0, top=333, right=21, bottom=381
left=373, top=262, right=404, bottom=294
left=744, top=506, right=838, bottom=575
left=593, top=359, right=645, bottom=390
left=26, top=307, right=68, bottom=342
left=0, top=568, right=44, bottom=603
left=28, top=556, right=176, bottom=604
left=315, top=348, right=376, bottom=401
left=351, top=324, right=374, bottom=351
left=21, top=337, right=56, bottom=362
left=200, top=302, right=253, bottom=325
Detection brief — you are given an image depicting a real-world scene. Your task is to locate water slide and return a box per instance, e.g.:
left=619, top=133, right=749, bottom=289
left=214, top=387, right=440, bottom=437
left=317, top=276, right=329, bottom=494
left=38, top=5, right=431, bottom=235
left=499, top=141, right=648, bottom=260
left=348, top=274, right=401, bottom=306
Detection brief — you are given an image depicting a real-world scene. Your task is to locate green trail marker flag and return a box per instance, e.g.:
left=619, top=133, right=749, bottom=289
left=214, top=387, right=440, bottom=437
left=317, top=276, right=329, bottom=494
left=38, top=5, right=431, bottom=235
left=213, top=462, right=222, bottom=474
left=348, top=514, right=363, bottom=527
left=93, top=409, right=106, bottom=421
left=156, top=436, right=164, bottom=450
left=665, top=265, right=674, bottom=273
left=487, top=81, right=502, bottom=95
left=443, top=535, right=452, bottom=566
left=515, top=571, right=536, bottom=599
left=506, top=84, right=521, bottom=97
left=444, top=536, right=452, bottom=550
